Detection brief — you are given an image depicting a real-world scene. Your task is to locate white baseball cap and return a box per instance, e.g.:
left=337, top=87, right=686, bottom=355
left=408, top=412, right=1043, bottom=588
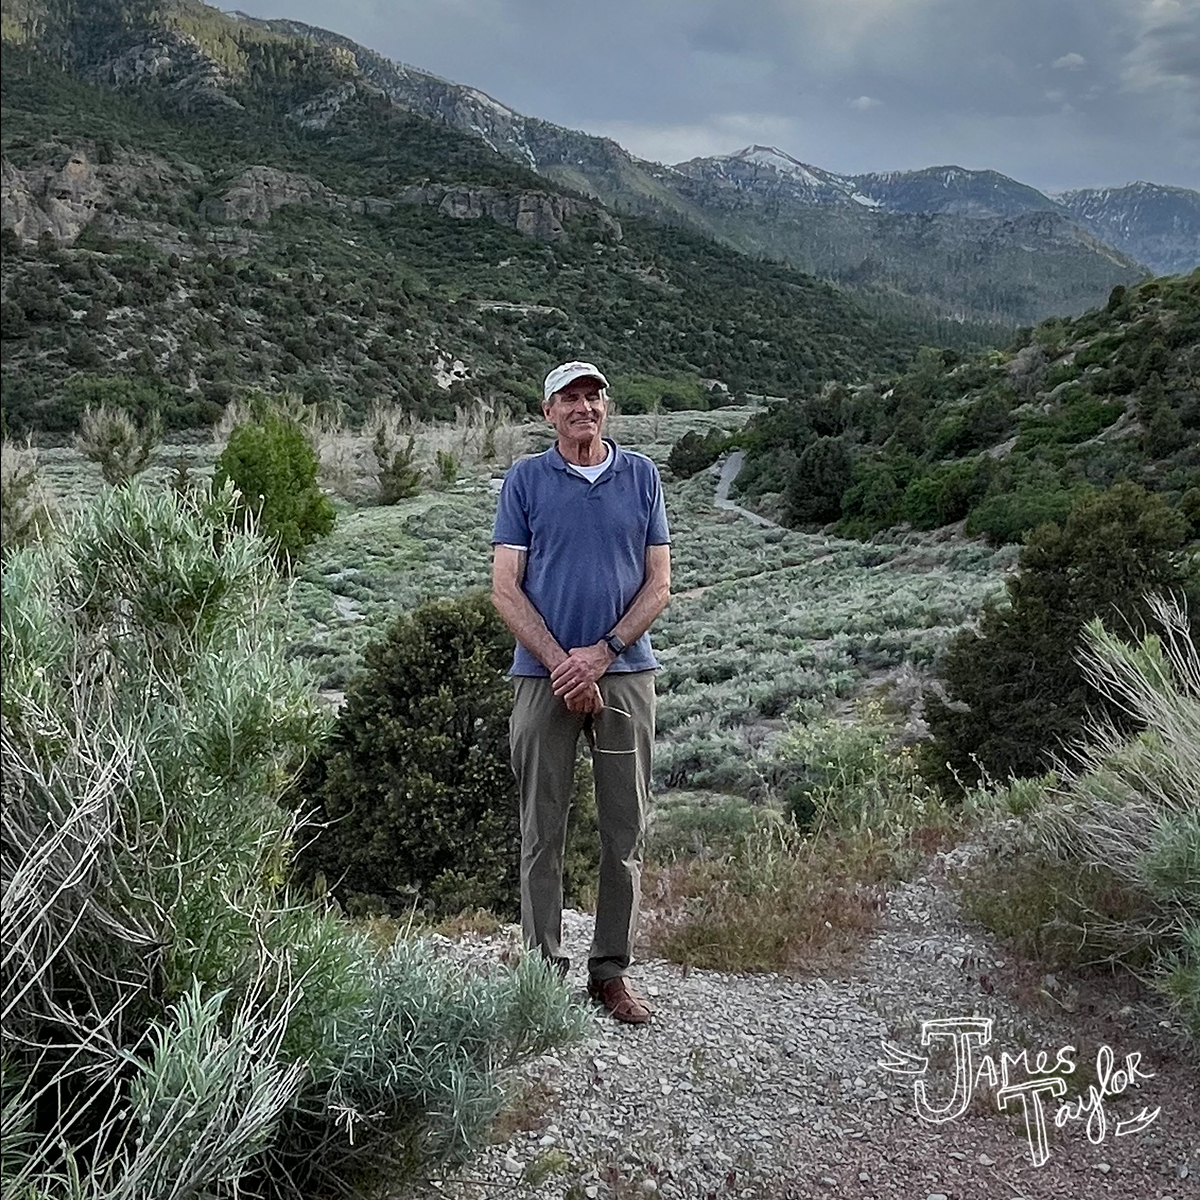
left=543, top=361, right=609, bottom=403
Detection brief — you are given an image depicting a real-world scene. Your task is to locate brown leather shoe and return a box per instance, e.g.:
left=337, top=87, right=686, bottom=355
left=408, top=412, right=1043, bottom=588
left=587, top=975, right=654, bottom=1024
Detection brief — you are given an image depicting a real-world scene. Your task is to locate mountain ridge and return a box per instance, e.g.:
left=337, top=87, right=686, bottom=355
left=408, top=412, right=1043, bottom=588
left=2, top=21, right=971, bottom=436
left=226, top=10, right=1187, bottom=323
left=6, top=1, right=1184, bottom=324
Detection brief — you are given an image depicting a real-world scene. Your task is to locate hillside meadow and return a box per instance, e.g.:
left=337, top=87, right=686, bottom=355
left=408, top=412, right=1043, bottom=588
left=26, top=406, right=1014, bottom=805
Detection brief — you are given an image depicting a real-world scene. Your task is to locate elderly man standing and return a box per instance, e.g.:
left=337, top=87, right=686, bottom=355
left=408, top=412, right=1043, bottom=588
left=491, top=361, right=671, bottom=1024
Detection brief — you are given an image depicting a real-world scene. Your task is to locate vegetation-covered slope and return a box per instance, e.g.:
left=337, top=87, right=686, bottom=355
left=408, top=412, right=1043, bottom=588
left=0, top=5, right=998, bottom=435
left=736, top=272, right=1200, bottom=543
left=249, top=12, right=1160, bottom=328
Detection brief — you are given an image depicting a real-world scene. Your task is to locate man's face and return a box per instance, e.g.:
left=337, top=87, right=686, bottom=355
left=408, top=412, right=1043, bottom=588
left=543, top=376, right=608, bottom=444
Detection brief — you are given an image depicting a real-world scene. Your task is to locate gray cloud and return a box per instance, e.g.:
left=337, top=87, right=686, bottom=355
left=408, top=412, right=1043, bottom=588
left=229, top=0, right=1199, bottom=190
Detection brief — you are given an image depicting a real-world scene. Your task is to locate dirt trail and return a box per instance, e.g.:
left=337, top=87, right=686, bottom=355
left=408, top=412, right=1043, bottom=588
left=714, top=450, right=781, bottom=528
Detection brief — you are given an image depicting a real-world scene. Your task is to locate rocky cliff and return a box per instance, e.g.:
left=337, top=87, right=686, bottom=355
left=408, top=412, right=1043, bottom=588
left=1, top=147, right=202, bottom=243
left=2, top=144, right=620, bottom=247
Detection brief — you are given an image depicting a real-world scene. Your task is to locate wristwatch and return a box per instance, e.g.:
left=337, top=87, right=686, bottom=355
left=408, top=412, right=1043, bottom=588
left=602, top=632, right=627, bottom=657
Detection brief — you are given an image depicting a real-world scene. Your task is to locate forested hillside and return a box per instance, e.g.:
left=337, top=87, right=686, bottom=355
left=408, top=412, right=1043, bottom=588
left=735, top=272, right=1200, bottom=543
left=0, top=3, right=998, bottom=435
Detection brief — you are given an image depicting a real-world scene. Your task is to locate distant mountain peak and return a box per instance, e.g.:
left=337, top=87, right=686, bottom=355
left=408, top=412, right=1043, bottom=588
left=1053, top=181, right=1200, bottom=275
left=734, top=144, right=805, bottom=168
left=728, top=145, right=831, bottom=186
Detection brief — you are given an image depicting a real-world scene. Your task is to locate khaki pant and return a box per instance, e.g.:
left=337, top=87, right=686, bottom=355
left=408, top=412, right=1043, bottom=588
left=510, top=671, right=656, bottom=982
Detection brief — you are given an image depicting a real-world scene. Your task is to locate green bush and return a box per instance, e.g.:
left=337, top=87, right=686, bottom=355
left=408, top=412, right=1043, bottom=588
left=775, top=705, right=943, bottom=837
left=434, top=448, right=459, bottom=486
left=298, top=592, right=601, bottom=919
left=613, top=372, right=708, bottom=414
left=964, top=483, right=1089, bottom=545
left=215, top=411, right=335, bottom=565
left=1058, top=396, right=1125, bottom=443
left=925, top=482, right=1198, bottom=789
left=667, top=428, right=729, bottom=479
left=784, top=436, right=852, bottom=525
left=297, top=593, right=517, bottom=915
left=901, top=458, right=989, bottom=529
left=374, top=429, right=422, bottom=504
left=959, top=598, right=1198, bottom=1041
left=1045, top=599, right=1200, bottom=1038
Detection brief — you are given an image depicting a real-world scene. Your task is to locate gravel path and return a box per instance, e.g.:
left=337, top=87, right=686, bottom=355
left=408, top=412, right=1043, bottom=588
left=422, top=849, right=1198, bottom=1200
left=714, top=452, right=778, bottom=528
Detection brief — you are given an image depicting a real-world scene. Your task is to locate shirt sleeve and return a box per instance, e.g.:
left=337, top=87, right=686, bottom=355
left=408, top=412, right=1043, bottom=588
left=492, top=467, right=532, bottom=547
left=647, top=466, right=671, bottom=545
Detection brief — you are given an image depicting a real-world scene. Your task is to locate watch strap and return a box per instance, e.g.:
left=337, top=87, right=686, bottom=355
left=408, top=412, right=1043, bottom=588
left=603, top=632, right=627, bottom=656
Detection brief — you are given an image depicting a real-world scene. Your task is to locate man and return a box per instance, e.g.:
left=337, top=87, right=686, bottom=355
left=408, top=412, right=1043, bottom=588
left=491, top=361, right=671, bottom=1025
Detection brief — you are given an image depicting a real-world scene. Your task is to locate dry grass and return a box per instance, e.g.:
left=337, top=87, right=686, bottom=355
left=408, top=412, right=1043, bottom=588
left=75, top=404, right=160, bottom=486
left=430, top=909, right=506, bottom=939
left=214, top=398, right=535, bottom=504
left=956, top=852, right=1158, bottom=971
left=487, top=1078, right=558, bottom=1144
left=640, top=824, right=937, bottom=973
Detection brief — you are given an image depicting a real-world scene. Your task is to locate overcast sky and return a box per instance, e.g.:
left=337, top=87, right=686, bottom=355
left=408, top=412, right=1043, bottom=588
left=229, top=0, right=1198, bottom=192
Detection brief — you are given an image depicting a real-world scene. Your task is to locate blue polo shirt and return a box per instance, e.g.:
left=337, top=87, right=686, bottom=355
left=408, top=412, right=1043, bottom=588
left=492, top=439, right=670, bottom=676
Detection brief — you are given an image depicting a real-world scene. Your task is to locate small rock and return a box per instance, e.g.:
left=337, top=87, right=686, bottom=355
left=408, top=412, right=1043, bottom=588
left=1097, top=1163, right=1111, bottom=1174
left=927, top=1194, right=949, bottom=1200
left=585, top=1188, right=599, bottom=1199
left=858, top=1172, right=870, bottom=1183
left=977, top=1153, right=995, bottom=1166
left=640, top=1181, right=657, bottom=1193
left=819, top=1178, right=837, bottom=1189
left=501, top=1158, right=522, bottom=1176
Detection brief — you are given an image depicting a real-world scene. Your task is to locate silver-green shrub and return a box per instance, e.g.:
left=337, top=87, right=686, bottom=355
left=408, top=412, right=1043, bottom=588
left=74, top=403, right=160, bottom=486
left=0, top=440, right=57, bottom=554
left=1, top=483, right=584, bottom=1198
left=1036, top=594, right=1199, bottom=1037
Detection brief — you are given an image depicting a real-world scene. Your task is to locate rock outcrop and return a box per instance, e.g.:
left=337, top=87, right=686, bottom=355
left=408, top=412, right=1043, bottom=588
left=202, top=167, right=340, bottom=225
left=1, top=148, right=199, bottom=244
left=200, top=169, right=622, bottom=242
left=86, top=30, right=244, bottom=112
left=2, top=147, right=623, bottom=247
left=393, top=185, right=621, bottom=241
left=1, top=152, right=107, bottom=243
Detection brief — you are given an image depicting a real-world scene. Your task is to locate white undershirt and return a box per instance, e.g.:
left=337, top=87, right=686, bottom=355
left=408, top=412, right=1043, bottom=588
left=500, top=446, right=612, bottom=551
left=566, top=445, right=612, bottom=483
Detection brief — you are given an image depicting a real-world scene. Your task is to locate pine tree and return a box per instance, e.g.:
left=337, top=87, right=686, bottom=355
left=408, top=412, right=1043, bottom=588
left=924, top=482, right=1198, bottom=789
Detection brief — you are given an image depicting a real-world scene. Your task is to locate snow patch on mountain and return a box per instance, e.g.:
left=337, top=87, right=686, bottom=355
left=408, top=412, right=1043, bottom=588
left=464, top=87, right=516, bottom=119
left=737, top=145, right=826, bottom=187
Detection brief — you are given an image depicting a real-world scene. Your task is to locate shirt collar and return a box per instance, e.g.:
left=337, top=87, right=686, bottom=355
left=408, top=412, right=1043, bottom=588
left=548, top=438, right=627, bottom=473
